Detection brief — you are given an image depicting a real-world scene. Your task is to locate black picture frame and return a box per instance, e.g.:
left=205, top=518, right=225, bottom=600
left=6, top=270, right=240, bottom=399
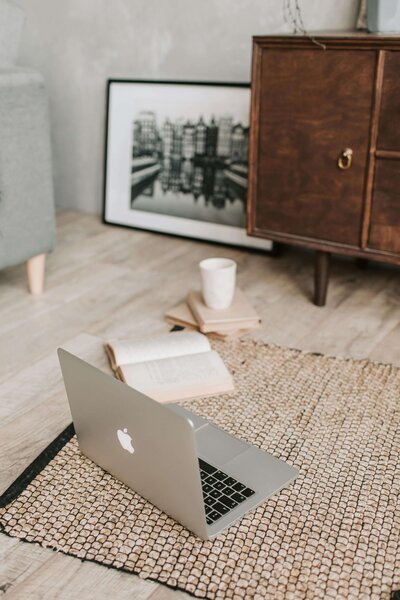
left=102, top=79, right=273, bottom=252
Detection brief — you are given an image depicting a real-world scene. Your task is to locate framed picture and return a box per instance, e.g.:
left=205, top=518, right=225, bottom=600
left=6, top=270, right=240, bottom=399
left=103, top=79, right=272, bottom=251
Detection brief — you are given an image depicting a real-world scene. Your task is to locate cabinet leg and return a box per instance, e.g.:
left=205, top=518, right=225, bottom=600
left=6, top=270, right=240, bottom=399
left=271, top=242, right=283, bottom=257
left=355, top=257, right=368, bottom=270
left=313, top=251, right=331, bottom=307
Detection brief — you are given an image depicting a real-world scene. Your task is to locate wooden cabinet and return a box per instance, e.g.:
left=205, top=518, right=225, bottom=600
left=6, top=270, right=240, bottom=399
left=248, top=33, right=400, bottom=305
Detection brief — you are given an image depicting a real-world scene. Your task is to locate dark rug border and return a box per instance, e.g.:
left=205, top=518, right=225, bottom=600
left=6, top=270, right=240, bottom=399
left=0, top=423, right=75, bottom=509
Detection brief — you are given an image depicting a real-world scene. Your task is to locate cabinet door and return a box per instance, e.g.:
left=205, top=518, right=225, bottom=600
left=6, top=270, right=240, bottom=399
left=250, top=48, right=376, bottom=246
left=377, top=51, right=400, bottom=150
left=368, top=159, right=400, bottom=253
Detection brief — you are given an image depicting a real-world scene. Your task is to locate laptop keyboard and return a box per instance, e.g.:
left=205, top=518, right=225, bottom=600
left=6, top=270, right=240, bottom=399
left=199, top=458, right=255, bottom=525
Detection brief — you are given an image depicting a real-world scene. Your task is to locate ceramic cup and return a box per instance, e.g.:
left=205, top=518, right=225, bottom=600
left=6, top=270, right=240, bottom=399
left=199, top=258, right=237, bottom=310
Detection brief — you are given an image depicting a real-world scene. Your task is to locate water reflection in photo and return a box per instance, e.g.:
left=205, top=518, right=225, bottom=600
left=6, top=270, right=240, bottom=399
left=130, top=112, right=249, bottom=227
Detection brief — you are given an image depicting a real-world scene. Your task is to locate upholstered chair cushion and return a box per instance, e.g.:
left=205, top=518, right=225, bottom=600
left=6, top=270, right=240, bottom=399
left=0, top=67, right=56, bottom=270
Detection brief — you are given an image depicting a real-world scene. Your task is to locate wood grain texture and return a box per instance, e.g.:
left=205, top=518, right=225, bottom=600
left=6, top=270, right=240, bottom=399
left=375, top=149, right=400, bottom=159
left=1, top=210, right=400, bottom=599
left=313, top=251, right=331, bottom=306
left=0, top=536, right=51, bottom=596
left=252, top=47, right=375, bottom=246
left=361, top=50, right=385, bottom=249
left=3, top=551, right=158, bottom=600
left=368, top=159, right=400, bottom=253
left=377, top=50, right=400, bottom=150
left=247, top=41, right=263, bottom=237
left=246, top=227, right=400, bottom=265
left=252, top=33, right=400, bottom=51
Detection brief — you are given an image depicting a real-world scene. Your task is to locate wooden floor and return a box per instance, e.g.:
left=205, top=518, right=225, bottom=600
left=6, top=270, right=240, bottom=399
left=1, top=210, right=400, bottom=599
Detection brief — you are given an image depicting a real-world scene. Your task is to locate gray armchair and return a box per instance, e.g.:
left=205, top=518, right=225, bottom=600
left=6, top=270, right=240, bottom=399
left=0, top=0, right=55, bottom=294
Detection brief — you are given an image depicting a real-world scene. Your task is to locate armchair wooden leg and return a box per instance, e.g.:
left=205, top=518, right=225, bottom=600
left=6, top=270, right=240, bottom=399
left=27, top=253, right=46, bottom=295
left=313, top=251, right=331, bottom=307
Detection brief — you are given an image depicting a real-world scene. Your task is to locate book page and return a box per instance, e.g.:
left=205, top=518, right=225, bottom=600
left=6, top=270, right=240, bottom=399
left=106, top=330, right=210, bottom=367
left=119, top=350, right=234, bottom=402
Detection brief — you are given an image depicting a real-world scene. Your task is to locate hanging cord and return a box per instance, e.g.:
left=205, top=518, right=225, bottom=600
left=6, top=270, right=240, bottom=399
left=283, top=0, right=327, bottom=50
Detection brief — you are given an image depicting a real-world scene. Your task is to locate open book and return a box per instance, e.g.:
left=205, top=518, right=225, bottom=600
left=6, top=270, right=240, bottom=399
left=104, top=331, right=234, bottom=403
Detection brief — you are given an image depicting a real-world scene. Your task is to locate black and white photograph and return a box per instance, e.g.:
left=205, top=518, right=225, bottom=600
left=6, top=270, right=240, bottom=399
left=104, top=80, right=272, bottom=249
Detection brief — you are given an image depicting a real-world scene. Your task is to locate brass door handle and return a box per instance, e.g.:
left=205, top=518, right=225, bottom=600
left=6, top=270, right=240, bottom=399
left=338, top=148, right=353, bottom=170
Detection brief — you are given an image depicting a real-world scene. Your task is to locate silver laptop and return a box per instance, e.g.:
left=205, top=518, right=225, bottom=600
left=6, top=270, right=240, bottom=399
left=58, top=348, right=298, bottom=540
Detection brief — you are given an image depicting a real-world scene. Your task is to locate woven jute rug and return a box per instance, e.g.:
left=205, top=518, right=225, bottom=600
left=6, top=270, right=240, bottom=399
left=1, top=339, right=399, bottom=599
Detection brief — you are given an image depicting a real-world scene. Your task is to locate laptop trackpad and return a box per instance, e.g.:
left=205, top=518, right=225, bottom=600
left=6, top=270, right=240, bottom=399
left=195, top=424, right=249, bottom=466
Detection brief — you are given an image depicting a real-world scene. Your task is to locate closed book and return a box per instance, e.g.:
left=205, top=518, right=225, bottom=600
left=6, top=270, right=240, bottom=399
left=186, top=289, right=261, bottom=333
left=164, top=302, right=199, bottom=330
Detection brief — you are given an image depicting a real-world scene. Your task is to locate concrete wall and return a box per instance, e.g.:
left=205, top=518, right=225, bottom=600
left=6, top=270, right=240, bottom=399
left=16, top=0, right=360, bottom=214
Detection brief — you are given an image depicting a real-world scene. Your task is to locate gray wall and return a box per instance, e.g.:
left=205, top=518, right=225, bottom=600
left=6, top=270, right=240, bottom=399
left=16, top=0, right=360, bottom=214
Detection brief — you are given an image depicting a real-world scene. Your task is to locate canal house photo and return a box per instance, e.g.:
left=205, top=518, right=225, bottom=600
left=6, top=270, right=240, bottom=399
left=104, top=80, right=272, bottom=250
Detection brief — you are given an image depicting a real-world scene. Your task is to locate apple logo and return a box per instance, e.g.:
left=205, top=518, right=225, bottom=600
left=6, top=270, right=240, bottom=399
left=117, top=428, right=135, bottom=454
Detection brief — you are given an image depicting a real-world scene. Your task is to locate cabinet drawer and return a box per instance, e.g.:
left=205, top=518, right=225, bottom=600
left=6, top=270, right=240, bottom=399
left=377, top=52, right=400, bottom=151
left=368, top=159, right=400, bottom=253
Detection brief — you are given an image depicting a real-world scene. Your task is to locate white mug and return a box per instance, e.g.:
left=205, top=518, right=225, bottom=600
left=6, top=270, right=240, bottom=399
left=199, top=258, right=237, bottom=310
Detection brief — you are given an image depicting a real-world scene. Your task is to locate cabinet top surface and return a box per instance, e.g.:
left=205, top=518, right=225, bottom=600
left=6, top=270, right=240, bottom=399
left=253, top=31, right=400, bottom=47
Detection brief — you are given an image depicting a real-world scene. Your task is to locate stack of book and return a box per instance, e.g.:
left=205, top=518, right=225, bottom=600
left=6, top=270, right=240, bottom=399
left=165, top=288, right=261, bottom=339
